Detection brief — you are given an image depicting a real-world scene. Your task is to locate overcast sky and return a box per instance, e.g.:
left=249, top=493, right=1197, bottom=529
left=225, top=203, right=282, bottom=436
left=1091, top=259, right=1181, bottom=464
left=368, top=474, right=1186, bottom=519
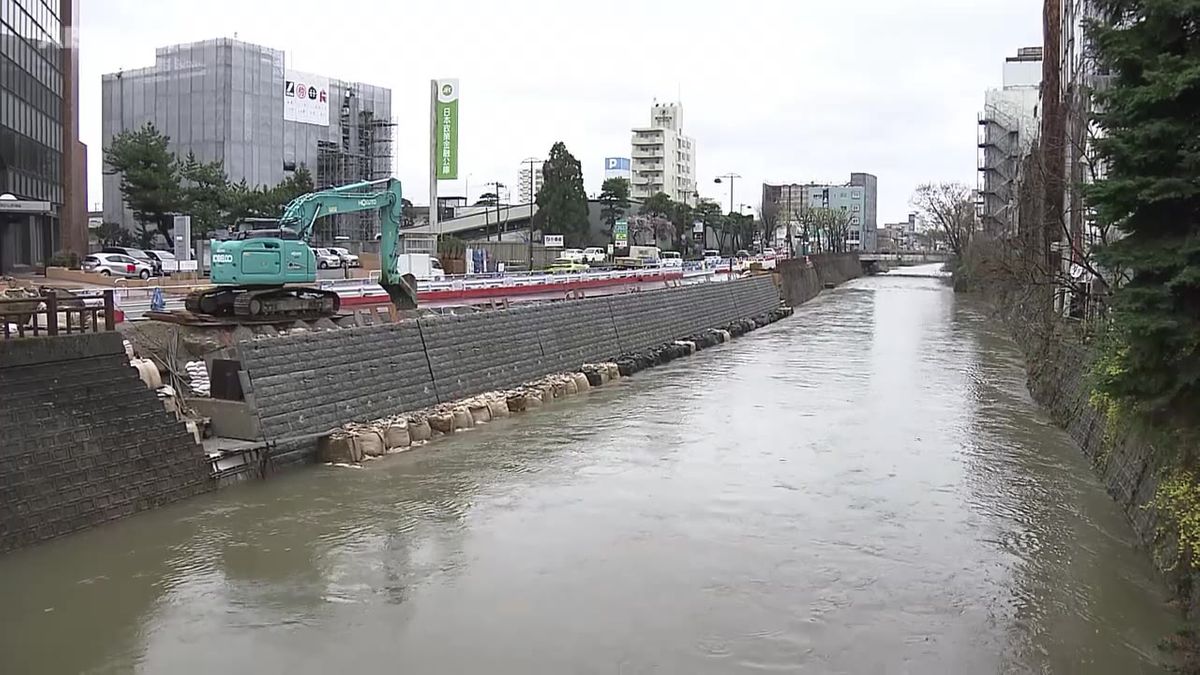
left=81, top=0, right=1043, bottom=220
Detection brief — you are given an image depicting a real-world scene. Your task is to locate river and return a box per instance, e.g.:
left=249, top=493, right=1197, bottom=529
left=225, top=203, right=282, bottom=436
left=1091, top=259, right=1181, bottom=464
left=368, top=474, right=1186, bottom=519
left=0, top=267, right=1177, bottom=674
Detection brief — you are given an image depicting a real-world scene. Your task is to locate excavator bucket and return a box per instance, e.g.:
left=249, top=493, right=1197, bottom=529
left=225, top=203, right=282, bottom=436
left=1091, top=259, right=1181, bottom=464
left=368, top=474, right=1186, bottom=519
left=381, top=273, right=419, bottom=311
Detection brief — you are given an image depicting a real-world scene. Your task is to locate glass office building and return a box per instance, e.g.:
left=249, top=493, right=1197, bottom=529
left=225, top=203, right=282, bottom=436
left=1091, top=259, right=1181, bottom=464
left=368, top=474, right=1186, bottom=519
left=0, top=0, right=83, bottom=272
left=102, top=39, right=394, bottom=244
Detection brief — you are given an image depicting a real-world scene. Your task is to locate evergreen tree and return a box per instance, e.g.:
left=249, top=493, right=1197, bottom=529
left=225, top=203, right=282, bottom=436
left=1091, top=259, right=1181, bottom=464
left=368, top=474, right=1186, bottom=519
left=534, top=142, right=590, bottom=246
left=1089, top=0, right=1200, bottom=418
left=179, top=151, right=230, bottom=237
left=598, top=177, right=631, bottom=233
left=669, top=201, right=694, bottom=252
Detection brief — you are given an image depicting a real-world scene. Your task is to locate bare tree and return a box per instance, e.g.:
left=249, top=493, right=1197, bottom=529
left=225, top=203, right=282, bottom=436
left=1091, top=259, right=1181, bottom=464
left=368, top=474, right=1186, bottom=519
left=911, top=182, right=976, bottom=258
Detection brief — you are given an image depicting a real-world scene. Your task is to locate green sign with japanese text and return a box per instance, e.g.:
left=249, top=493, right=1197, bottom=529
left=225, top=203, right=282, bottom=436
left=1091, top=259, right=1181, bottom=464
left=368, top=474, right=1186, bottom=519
left=435, top=79, right=459, bottom=180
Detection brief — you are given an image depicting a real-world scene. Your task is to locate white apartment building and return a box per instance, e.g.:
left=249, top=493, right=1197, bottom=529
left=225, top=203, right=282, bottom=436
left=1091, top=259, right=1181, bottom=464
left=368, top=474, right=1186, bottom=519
left=517, top=163, right=544, bottom=203
left=630, top=101, right=696, bottom=206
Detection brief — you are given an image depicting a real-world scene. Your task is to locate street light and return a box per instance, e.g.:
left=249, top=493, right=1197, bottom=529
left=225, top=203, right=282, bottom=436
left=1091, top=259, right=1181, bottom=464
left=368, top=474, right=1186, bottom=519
left=713, top=173, right=741, bottom=215
left=486, top=181, right=507, bottom=242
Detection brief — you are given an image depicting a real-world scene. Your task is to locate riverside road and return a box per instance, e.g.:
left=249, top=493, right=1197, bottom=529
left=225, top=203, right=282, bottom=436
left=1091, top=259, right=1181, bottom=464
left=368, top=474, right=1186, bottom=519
left=0, top=266, right=1177, bottom=673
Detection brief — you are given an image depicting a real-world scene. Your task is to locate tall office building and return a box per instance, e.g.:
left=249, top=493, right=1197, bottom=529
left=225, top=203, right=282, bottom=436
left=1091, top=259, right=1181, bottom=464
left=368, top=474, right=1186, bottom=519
left=0, top=0, right=86, bottom=272
left=630, top=101, right=696, bottom=206
left=101, top=38, right=394, bottom=244
left=763, top=173, right=879, bottom=252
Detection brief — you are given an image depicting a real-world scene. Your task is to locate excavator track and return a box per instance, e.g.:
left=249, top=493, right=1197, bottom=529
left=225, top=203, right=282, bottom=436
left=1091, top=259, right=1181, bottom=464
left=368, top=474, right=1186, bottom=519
left=185, top=285, right=340, bottom=322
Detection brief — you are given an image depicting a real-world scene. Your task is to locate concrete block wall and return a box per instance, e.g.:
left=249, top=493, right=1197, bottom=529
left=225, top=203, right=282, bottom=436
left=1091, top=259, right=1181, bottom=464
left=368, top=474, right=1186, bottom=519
left=778, top=254, right=863, bottom=307
left=238, top=322, right=438, bottom=441
left=420, top=306, right=556, bottom=402
left=0, top=332, right=213, bottom=553
left=238, top=276, right=783, bottom=451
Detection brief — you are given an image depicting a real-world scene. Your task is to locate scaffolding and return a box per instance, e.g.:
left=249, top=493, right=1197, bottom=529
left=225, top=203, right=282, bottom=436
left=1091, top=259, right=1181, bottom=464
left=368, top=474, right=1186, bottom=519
left=313, top=83, right=396, bottom=245
left=977, top=105, right=1021, bottom=235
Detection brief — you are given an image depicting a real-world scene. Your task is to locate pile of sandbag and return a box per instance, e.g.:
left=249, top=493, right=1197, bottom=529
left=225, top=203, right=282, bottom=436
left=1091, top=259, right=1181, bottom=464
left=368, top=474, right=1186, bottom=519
left=318, top=363, right=622, bottom=467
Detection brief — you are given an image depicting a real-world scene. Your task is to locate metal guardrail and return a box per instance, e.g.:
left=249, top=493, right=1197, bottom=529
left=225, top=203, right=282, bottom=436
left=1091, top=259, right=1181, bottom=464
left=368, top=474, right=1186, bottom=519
left=69, top=267, right=702, bottom=321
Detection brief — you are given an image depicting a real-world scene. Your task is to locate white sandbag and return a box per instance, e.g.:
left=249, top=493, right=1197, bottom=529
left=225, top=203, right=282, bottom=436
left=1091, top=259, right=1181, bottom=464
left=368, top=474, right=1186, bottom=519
left=452, top=407, right=474, bottom=430
left=408, top=419, right=432, bottom=442
left=468, top=404, right=492, bottom=424
left=384, top=422, right=411, bottom=451
left=573, top=372, right=591, bottom=391
left=428, top=413, right=455, bottom=434
left=356, top=429, right=386, bottom=457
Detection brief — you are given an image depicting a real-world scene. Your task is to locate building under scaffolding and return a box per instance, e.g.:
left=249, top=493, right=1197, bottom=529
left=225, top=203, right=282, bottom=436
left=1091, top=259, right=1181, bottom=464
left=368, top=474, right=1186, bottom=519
left=101, top=38, right=395, bottom=247
left=314, top=82, right=396, bottom=245
left=977, top=47, right=1042, bottom=236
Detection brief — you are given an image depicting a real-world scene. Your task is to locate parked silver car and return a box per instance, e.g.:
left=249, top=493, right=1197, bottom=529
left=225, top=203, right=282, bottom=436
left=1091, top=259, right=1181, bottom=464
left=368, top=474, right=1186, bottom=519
left=330, top=247, right=360, bottom=267
left=101, top=246, right=160, bottom=274
left=312, top=248, right=344, bottom=269
left=82, top=253, right=154, bottom=279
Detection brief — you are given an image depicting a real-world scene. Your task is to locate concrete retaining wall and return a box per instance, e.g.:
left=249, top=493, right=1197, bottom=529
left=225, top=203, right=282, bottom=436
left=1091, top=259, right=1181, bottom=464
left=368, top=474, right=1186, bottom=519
left=0, top=332, right=213, bottom=553
left=1022, top=337, right=1164, bottom=547
left=777, top=254, right=862, bottom=307
left=238, top=276, right=782, bottom=459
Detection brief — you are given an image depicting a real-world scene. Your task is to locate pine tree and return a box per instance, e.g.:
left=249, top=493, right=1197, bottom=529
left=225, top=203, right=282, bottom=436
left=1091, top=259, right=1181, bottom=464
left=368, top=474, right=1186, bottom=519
left=598, top=177, right=631, bottom=234
left=103, top=122, right=182, bottom=242
left=1089, top=0, right=1200, bottom=418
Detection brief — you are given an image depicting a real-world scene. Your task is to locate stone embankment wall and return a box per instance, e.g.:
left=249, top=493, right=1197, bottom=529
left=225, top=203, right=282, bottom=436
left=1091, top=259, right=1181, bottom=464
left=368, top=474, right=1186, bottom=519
left=776, top=254, right=862, bottom=307
left=237, top=276, right=782, bottom=464
left=0, top=332, right=213, bottom=553
left=1019, top=333, right=1164, bottom=549
left=1008, top=316, right=1200, bottom=614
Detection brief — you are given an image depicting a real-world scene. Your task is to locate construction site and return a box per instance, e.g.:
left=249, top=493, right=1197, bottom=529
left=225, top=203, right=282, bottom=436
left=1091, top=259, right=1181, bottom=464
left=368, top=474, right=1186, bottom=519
left=313, top=83, right=397, bottom=247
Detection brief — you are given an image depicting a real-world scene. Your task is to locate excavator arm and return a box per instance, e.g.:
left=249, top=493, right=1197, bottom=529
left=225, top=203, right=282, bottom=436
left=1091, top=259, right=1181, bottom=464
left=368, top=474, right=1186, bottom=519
left=279, top=179, right=418, bottom=310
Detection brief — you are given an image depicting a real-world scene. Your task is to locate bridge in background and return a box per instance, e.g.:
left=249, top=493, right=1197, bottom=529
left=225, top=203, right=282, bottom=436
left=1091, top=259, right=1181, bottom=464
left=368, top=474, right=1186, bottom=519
left=857, top=251, right=951, bottom=276
left=858, top=252, right=951, bottom=265
left=404, top=204, right=538, bottom=239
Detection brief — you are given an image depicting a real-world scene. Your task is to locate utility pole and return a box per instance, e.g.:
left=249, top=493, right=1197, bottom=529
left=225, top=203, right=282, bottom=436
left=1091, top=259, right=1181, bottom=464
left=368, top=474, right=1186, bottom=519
left=785, top=184, right=793, bottom=258
left=428, top=80, right=439, bottom=239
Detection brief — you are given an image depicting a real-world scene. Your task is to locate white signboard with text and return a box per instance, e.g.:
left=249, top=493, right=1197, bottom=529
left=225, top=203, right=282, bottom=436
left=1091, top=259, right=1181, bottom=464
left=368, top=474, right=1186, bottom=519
left=543, top=234, right=564, bottom=247
left=284, top=70, right=330, bottom=126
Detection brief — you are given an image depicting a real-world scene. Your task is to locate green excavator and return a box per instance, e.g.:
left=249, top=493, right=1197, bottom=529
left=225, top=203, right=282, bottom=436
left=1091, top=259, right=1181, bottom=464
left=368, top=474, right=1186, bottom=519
left=185, top=178, right=418, bottom=321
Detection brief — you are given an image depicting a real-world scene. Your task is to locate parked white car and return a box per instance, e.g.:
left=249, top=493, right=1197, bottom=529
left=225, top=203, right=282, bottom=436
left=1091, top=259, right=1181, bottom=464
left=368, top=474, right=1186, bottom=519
left=702, top=249, right=722, bottom=267
left=559, top=248, right=586, bottom=263
left=330, top=247, right=360, bottom=267
left=582, top=247, right=607, bottom=264
left=660, top=251, right=683, bottom=268
left=146, top=250, right=178, bottom=274
left=312, top=248, right=344, bottom=269
left=82, top=252, right=154, bottom=279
